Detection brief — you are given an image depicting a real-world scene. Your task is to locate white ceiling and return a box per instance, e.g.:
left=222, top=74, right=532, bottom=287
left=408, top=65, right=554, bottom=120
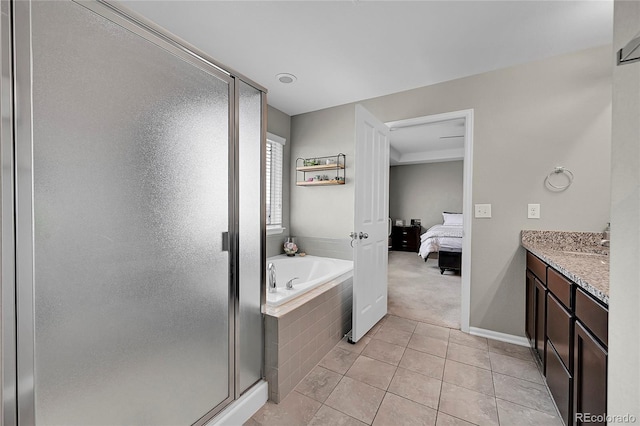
left=121, top=1, right=613, bottom=117
left=388, top=118, right=465, bottom=166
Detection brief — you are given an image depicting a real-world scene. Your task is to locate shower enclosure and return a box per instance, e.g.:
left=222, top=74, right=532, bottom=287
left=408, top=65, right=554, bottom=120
left=1, top=1, right=265, bottom=425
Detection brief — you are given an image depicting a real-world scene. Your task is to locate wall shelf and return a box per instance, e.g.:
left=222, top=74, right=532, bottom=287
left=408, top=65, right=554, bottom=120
left=296, top=153, right=346, bottom=186
left=296, top=180, right=345, bottom=186
left=296, top=164, right=345, bottom=172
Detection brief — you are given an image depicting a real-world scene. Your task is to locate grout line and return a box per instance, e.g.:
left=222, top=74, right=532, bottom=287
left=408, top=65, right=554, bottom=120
left=494, top=397, right=562, bottom=419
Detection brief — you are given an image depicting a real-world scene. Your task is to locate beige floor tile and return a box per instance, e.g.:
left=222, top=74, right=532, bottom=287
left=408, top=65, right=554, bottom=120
left=414, top=322, right=451, bottom=342
left=487, top=339, right=535, bottom=362
left=383, top=315, right=418, bottom=333
left=435, top=412, right=477, bottom=426
left=251, top=391, right=322, bottom=426
left=492, top=373, right=558, bottom=416
left=365, top=321, right=384, bottom=337
left=388, top=367, right=442, bottom=409
left=446, top=342, right=491, bottom=370
left=399, top=348, right=446, bottom=379
left=337, top=335, right=371, bottom=354
left=319, top=347, right=359, bottom=375
left=488, top=352, right=543, bottom=384
left=295, top=366, right=343, bottom=403
left=496, top=398, right=563, bottom=426
left=345, top=355, right=397, bottom=390
left=373, top=325, right=413, bottom=347
left=439, top=382, right=499, bottom=426
left=372, top=392, right=437, bottom=426
left=361, top=338, right=406, bottom=365
left=243, top=417, right=261, bottom=426
left=448, top=330, right=489, bottom=350
left=408, top=333, right=449, bottom=358
left=443, top=360, right=494, bottom=396
left=324, top=376, right=386, bottom=424
left=307, top=405, right=368, bottom=426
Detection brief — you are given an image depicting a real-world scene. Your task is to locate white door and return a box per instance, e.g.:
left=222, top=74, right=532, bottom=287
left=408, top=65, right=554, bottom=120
left=351, top=104, right=390, bottom=342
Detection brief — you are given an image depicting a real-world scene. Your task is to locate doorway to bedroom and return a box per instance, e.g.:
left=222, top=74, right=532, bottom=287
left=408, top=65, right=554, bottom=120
left=385, top=110, right=473, bottom=331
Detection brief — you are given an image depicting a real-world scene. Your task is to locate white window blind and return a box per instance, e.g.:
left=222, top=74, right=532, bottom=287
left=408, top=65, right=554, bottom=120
left=266, top=133, right=285, bottom=228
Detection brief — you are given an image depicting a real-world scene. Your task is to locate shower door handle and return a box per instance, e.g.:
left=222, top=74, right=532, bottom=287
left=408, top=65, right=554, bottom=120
left=222, top=232, right=229, bottom=252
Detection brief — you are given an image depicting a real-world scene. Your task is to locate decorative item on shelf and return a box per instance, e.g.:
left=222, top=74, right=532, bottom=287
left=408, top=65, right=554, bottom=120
left=395, top=219, right=405, bottom=226
left=284, top=237, right=298, bottom=256
left=296, top=153, right=346, bottom=186
left=411, top=219, right=421, bottom=226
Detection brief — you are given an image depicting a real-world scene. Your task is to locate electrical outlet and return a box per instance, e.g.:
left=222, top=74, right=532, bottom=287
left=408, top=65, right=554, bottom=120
left=528, top=203, right=541, bottom=219
left=475, top=204, right=492, bottom=218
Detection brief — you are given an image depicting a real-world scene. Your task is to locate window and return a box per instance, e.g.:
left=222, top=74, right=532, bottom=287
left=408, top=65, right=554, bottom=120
left=266, top=132, right=285, bottom=234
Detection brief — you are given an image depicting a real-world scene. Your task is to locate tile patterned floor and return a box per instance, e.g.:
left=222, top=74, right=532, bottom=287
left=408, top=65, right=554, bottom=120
left=247, top=315, right=563, bottom=426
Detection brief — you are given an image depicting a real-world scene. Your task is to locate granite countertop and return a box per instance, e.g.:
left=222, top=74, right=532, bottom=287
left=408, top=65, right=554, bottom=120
left=521, top=230, right=609, bottom=306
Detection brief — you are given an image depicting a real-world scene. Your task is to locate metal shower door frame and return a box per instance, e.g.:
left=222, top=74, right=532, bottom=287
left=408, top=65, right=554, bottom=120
left=0, top=1, right=267, bottom=425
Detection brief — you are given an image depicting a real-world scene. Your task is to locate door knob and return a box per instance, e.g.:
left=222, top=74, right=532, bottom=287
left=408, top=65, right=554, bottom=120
left=359, top=232, right=368, bottom=239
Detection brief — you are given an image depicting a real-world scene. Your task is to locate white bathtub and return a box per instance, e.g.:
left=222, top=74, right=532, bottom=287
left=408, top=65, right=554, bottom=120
left=266, top=255, right=353, bottom=307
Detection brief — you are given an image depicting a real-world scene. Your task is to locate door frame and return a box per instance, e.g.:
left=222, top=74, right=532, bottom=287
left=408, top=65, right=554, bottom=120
left=385, top=108, right=474, bottom=332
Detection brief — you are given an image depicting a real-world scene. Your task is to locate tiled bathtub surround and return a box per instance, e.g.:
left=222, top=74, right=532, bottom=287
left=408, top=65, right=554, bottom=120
left=265, top=275, right=353, bottom=403
left=292, top=236, right=353, bottom=261
left=521, top=230, right=609, bottom=304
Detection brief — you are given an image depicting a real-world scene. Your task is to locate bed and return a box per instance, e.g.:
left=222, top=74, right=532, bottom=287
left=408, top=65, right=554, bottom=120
left=418, top=213, right=463, bottom=261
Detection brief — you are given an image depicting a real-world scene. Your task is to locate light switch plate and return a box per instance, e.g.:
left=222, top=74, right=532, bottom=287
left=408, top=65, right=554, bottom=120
left=475, top=204, right=492, bottom=218
left=528, top=203, right=541, bottom=219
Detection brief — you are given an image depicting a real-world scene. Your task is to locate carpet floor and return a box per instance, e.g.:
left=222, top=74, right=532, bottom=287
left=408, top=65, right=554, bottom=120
left=387, top=251, right=461, bottom=329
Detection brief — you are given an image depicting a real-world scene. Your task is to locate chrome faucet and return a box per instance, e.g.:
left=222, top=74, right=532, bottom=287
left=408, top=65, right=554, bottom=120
left=267, top=263, right=277, bottom=293
left=286, top=277, right=299, bottom=290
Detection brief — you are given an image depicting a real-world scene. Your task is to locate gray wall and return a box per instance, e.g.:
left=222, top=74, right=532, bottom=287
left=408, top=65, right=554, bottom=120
left=291, top=45, right=612, bottom=336
left=609, top=0, right=639, bottom=416
left=266, top=105, right=291, bottom=257
left=290, top=105, right=356, bottom=240
left=389, top=161, right=463, bottom=230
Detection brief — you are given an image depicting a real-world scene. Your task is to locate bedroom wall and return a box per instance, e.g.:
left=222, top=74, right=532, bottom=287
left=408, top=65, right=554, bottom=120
left=266, top=105, right=291, bottom=258
left=290, top=45, right=612, bottom=337
left=389, top=161, right=463, bottom=230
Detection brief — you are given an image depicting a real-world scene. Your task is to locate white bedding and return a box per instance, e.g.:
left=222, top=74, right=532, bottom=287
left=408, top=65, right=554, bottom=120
left=418, top=224, right=463, bottom=259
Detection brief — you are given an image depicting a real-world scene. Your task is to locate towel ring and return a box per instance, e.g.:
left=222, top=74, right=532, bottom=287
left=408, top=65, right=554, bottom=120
left=545, top=166, right=574, bottom=191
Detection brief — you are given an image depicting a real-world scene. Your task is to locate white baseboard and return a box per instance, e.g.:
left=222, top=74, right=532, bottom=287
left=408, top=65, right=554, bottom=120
left=468, top=327, right=529, bottom=347
left=206, top=380, right=268, bottom=426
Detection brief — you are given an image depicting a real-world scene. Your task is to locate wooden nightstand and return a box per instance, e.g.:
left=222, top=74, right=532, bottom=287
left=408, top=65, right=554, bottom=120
left=391, top=225, right=421, bottom=252
left=438, top=247, right=462, bottom=274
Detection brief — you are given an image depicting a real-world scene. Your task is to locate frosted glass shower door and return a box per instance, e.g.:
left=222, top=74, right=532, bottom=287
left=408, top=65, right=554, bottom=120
left=15, top=1, right=233, bottom=425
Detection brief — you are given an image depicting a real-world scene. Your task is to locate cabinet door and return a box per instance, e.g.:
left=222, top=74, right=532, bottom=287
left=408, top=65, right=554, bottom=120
left=547, top=341, right=572, bottom=426
left=526, top=270, right=535, bottom=345
left=534, top=277, right=547, bottom=371
left=574, top=321, right=607, bottom=425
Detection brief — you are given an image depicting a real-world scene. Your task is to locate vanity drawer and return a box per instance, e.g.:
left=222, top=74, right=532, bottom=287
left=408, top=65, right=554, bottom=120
left=575, top=288, right=608, bottom=347
left=547, top=292, right=572, bottom=369
left=527, top=252, right=547, bottom=284
left=546, top=340, right=572, bottom=426
left=548, top=268, right=572, bottom=309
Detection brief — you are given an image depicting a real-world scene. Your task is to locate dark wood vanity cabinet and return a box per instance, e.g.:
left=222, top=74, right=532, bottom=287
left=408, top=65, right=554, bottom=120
left=526, top=252, right=547, bottom=369
left=574, top=288, right=608, bottom=426
left=546, top=269, right=574, bottom=426
left=391, top=225, right=420, bottom=252
left=525, top=251, right=608, bottom=426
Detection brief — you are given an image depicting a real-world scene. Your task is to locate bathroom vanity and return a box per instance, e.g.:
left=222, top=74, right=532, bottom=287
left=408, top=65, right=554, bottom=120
left=522, top=231, right=609, bottom=426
